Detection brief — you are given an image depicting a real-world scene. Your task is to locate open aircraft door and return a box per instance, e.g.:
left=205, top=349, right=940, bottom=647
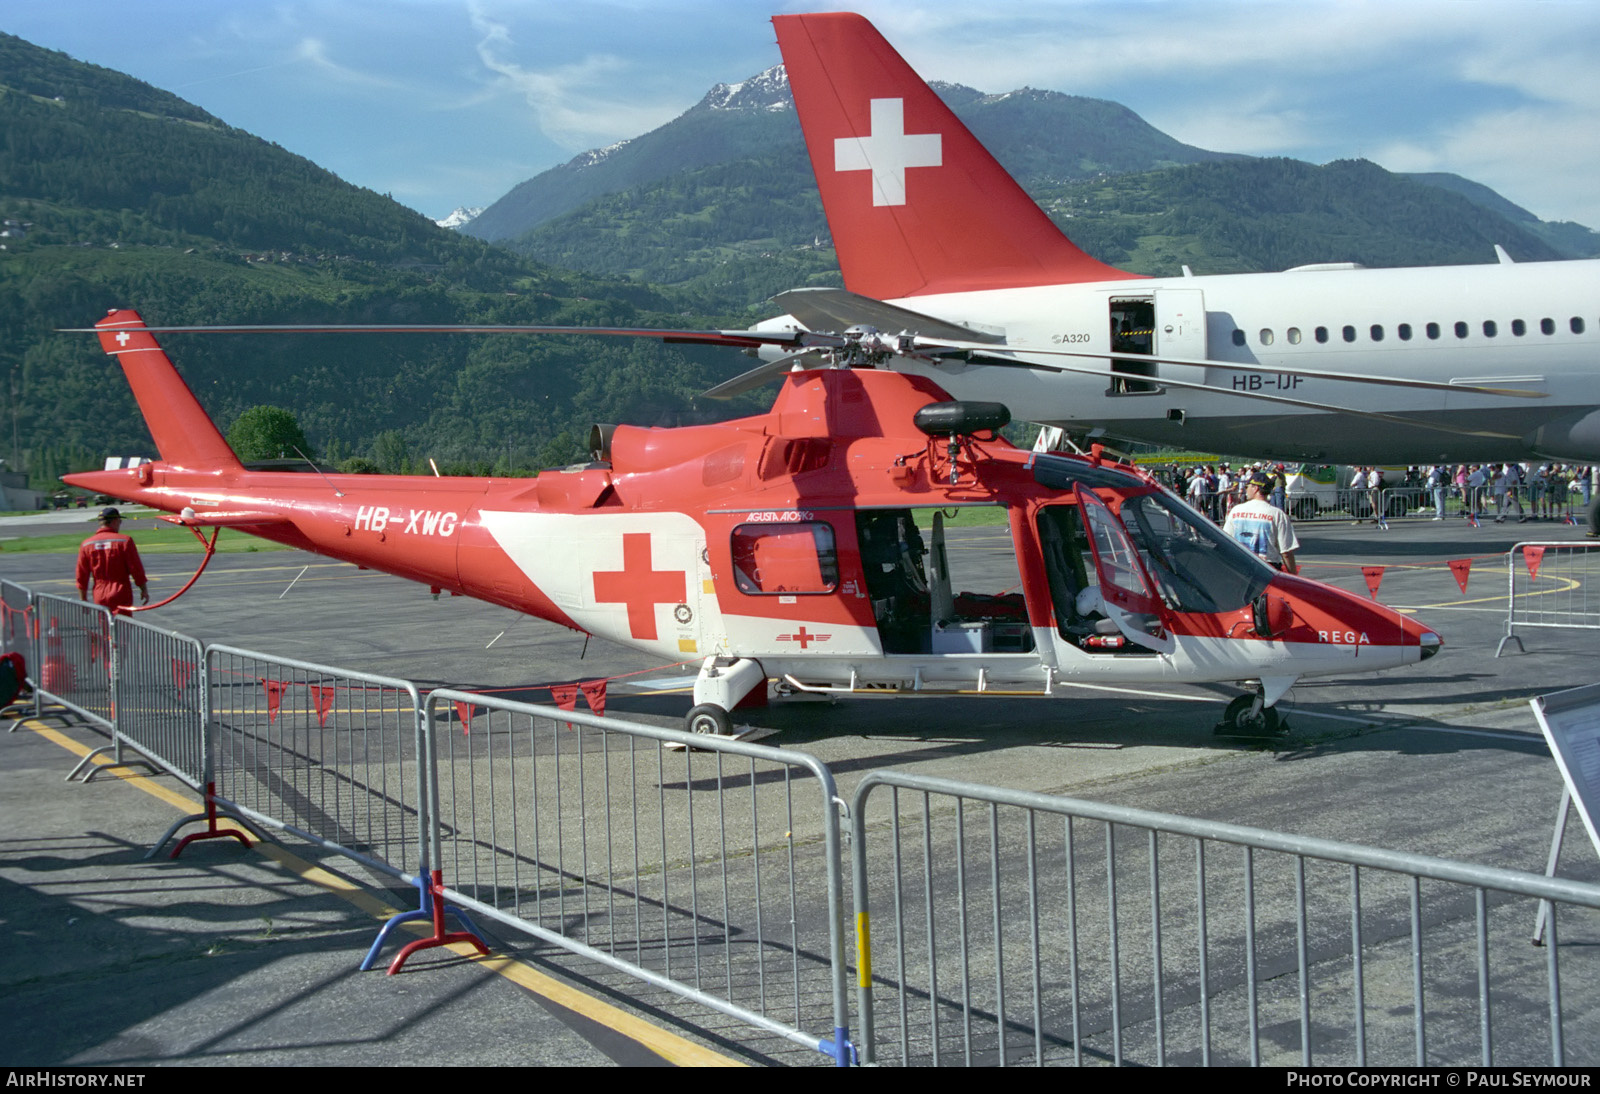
left=1073, top=485, right=1176, bottom=655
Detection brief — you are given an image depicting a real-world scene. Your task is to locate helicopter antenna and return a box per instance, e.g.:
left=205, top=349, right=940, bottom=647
left=292, top=445, right=344, bottom=498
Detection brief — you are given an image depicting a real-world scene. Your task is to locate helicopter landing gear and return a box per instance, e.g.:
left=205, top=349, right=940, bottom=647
left=685, top=703, right=734, bottom=737
left=1214, top=689, right=1288, bottom=738
left=686, top=656, right=765, bottom=738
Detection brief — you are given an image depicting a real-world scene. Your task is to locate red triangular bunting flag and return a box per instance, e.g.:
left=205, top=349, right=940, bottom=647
left=1361, top=565, right=1385, bottom=599
left=1448, top=558, right=1472, bottom=594
left=579, top=679, right=607, bottom=718
left=454, top=700, right=475, bottom=735
left=263, top=678, right=288, bottom=723
left=171, top=657, right=193, bottom=690
left=309, top=684, right=335, bottom=727
left=550, top=683, right=578, bottom=712
left=1524, top=545, right=1546, bottom=582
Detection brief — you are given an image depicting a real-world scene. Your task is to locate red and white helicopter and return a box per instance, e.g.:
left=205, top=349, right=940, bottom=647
left=64, top=309, right=1439, bottom=737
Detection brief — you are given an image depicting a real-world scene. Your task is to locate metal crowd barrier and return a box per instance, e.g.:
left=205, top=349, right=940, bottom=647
left=112, top=614, right=206, bottom=788
left=2, top=579, right=34, bottom=726
left=30, top=592, right=115, bottom=737
left=198, top=644, right=428, bottom=886
left=850, top=771, right=1600, bottom=1067
left=421, top=688, right=854, bottom=1065
left=1, top=578, right=31, bottom=664
left=1497, top=542, right=1600, bottom=656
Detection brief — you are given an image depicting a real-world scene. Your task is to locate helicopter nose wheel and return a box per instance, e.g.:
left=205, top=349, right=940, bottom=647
left=685, top=703, right=735, bottom=737
left=1215, top=690, right=1288, bottom=738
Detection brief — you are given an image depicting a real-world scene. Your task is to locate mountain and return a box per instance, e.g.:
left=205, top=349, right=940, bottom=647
left=435, top=206, right=485, bottom=230
left=1402, top=172, right=1600, bottom=259
left=0, top=32, right=763, bottom=490
left=464, top=65, right=1236, bottom=246
left=471, top=65, right=1596, bottom=311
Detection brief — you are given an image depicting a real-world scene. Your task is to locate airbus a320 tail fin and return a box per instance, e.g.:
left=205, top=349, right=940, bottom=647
left=94, top=310, right=242, bottom=471
left=773, top=12, right=1139, bottom=300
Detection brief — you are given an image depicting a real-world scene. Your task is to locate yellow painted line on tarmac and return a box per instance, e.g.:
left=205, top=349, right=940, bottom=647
left=16, top=718, right=742, bottom=1068
left=1388, top=574, right=1581, bottom=612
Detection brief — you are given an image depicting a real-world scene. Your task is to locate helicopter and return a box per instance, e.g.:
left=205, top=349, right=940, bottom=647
left=61, top=308, right=1440, bottom=737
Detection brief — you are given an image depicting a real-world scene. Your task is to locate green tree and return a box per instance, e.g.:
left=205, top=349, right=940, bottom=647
left=371, top=430, right=409, bottom=474
left=227, top=405, right=310, bottom=461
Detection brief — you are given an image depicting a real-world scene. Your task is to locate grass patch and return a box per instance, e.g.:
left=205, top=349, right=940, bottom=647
left=908, top=505, right=1012, bottom=531
left=0, top=524, right=292, bottom=555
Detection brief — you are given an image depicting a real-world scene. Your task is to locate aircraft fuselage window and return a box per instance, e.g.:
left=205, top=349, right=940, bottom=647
left=1542, top=318, right=1556, bottom=335
left=1287, top=327, right=1302, bottom=344
left=1315, top=326, right=1329, bottom=343
left=1427, top=322, right=1441, bottom=340
left=1512, top=319, right=1526, bottom=336
left=1370, top=325, right=1384, bottom=342
left=1342, top=325, right=1357, bottom=343
left=1484, top=320, right=1498, bottom=338
left=1574, top=317, right=1587, bottom=334
left=1231, top=329, right=1246, bottom=347
left=1259, top=328, right=1274, bottom=346
left=731, top=521, right=838, bottom=595
left=1455, top=321, right=1469, bottom=339
left=1398, top=323, right=1412, bottom=341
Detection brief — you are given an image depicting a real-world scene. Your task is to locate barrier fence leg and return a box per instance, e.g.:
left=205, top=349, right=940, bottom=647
left=145, top=781, right=254, bottom=860
left=361, top=876, right=485, bottom=972
left=385, top=870, right=489, bottom=975
left=1532, top=789, right=1572, bottom=947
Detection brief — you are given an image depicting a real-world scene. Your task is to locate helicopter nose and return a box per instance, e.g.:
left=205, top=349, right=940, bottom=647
left=1418, top=629, right=1442, bottom=661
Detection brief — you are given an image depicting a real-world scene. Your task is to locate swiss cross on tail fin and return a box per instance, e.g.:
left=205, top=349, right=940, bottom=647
left=773, top=12, right=1138, bottom=300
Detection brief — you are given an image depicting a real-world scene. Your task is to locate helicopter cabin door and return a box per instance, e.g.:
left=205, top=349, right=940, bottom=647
left=1073, top=485, right=1175, bottom=654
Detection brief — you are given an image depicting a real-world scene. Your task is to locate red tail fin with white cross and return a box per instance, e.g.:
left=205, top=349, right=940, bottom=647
left=94, top=310, right=242, bottom=471
left=773, top=12, right=1139, bottom=300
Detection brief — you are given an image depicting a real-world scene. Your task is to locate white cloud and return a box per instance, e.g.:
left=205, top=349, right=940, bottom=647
left=466, top=5, right=684, bottom=149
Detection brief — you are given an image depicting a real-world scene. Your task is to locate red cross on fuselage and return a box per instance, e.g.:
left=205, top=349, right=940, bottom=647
left=592, top=533, right=686, bottom=641
left=792, top=626, right=817, bottom=649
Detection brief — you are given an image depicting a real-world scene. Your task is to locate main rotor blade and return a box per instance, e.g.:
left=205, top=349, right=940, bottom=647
left=923, top=339, right=1547, bottom=399
left=702, top=352, right=818, bottom=399
left=960, top=351, right=1523, bottom=441
left=58, top=322, right=834, bottom=351
left=773, top=287, right=1006, bottom=343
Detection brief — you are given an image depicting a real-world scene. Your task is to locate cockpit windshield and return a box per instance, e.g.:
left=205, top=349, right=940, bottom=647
left=1115, top=490, right=1273, bottom=614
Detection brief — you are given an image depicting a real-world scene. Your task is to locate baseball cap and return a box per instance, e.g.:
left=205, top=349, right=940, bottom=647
left=97, top=507, right=121, bottom=522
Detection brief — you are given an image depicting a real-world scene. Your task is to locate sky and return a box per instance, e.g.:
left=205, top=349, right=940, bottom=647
left=7, top=0, right=1600, bottom=230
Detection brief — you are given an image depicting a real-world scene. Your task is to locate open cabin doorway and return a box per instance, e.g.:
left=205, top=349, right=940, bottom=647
left=1108, top=297, right=1159, bottom=394
left=855, top=506, right=1032, bottom=655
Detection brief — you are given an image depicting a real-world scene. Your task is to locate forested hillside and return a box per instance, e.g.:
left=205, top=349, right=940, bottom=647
left=0, top=33, right=764, bottom=491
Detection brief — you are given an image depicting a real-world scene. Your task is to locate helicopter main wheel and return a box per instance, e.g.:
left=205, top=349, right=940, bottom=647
left=1215, top=693, right=1286, bottom=738
left=685, top=703, right=734, bottom=737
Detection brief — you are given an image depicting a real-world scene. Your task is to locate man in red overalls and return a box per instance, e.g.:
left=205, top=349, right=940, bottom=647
left=76, top=507, right=148, bottom=612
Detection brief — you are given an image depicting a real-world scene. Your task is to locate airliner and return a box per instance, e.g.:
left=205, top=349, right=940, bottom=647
left=760, top=12, right=1600, bottom=470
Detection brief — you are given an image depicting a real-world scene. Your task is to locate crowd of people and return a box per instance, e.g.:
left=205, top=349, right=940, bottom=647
left=1422, top=463, right=1596, bottom=522
left=1143, top=460, right=1598, bottom=572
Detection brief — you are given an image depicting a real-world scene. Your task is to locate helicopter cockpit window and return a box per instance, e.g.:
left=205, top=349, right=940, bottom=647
left=731, top=522, right=838, bottom=595
left=1116, top=491, right=1272, bottom=614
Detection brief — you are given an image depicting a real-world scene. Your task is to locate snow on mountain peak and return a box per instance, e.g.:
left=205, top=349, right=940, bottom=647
left=699, top=65, right=791, bottom=112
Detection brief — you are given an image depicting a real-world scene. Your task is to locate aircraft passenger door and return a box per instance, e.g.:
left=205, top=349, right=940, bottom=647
left=1153, top=288, right=1206, bottom=361
left=1073, top=486, right=1175, bottom=654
